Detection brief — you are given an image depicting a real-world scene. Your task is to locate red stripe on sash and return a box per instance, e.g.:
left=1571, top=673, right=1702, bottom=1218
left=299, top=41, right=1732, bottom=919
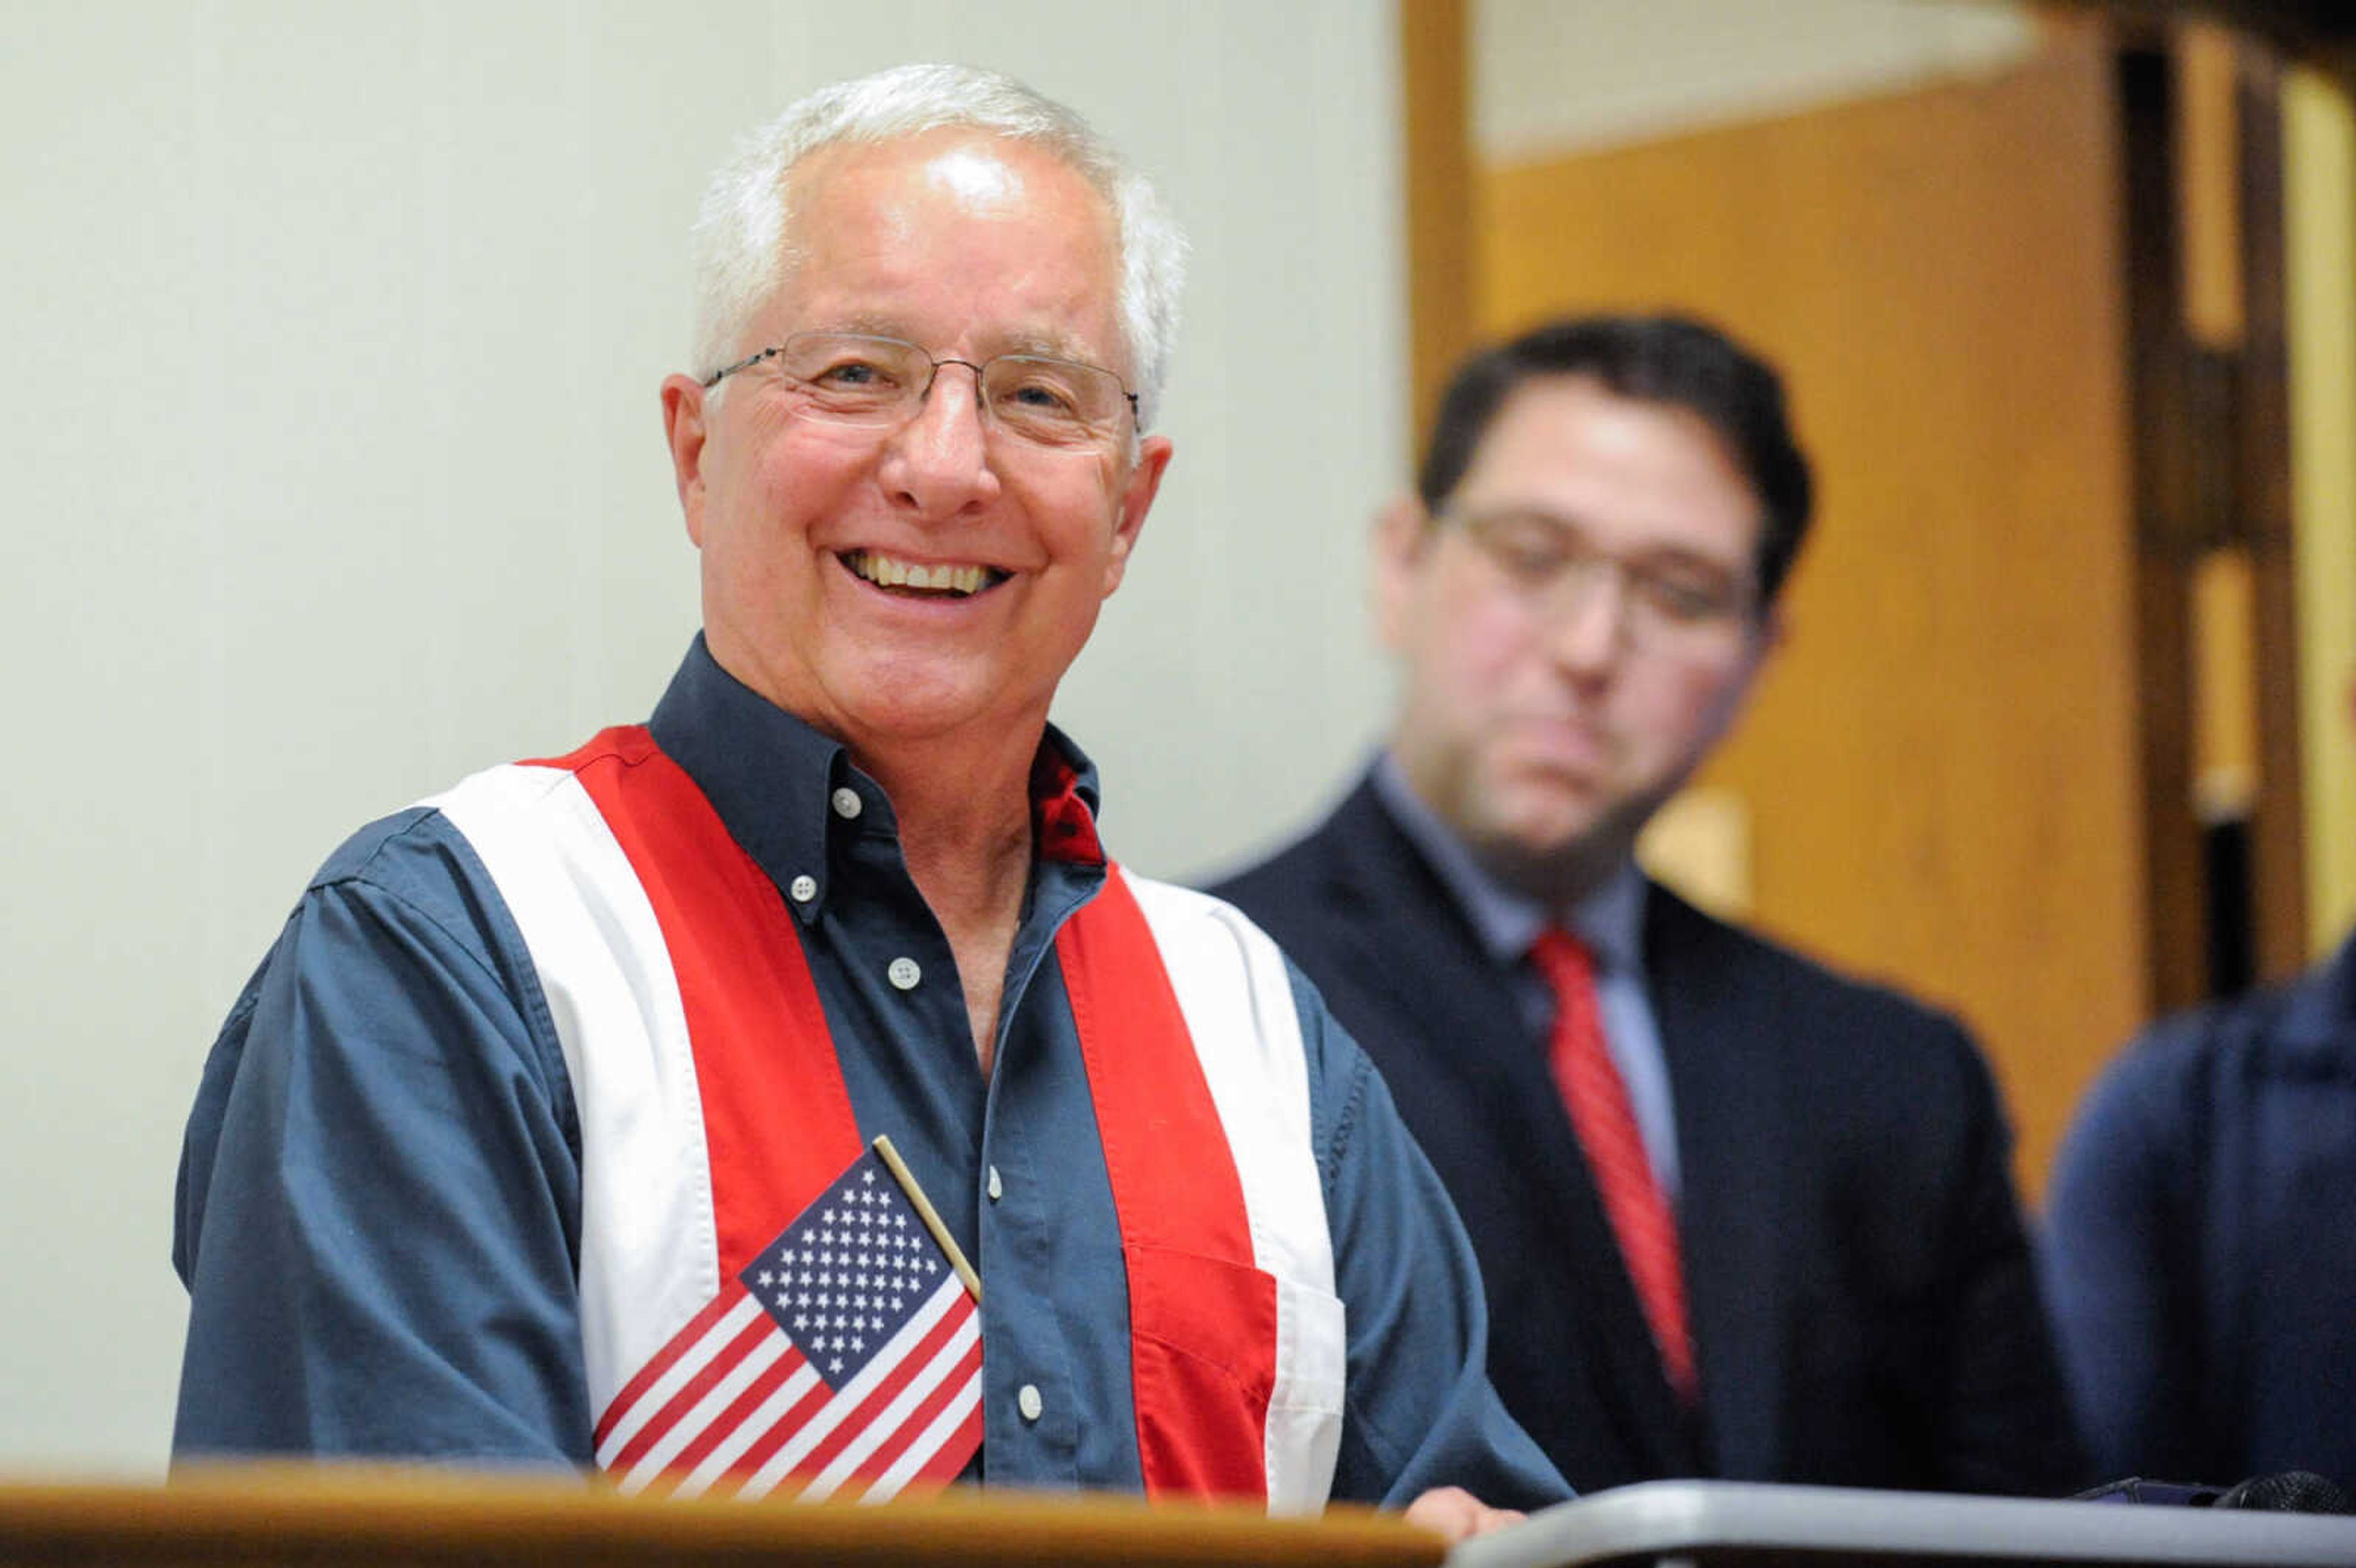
left=1058, top=868, right=1278, bottom=1503
left=547, top=726, right=861, bottom=1285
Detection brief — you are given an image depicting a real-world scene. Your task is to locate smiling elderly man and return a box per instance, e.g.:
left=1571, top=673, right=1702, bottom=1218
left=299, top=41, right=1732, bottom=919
left=169, top=66, right=1560, bottom=1536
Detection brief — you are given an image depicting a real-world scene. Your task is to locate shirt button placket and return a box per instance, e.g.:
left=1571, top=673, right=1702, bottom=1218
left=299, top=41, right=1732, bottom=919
left=887, top=956, right=922, bottom=991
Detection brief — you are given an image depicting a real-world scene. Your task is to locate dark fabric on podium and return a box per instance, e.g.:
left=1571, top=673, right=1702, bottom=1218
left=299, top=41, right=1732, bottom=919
left=1212, top=771, right=2086, bottom=1497
left=2044, top=932, right=2356, bottom=1493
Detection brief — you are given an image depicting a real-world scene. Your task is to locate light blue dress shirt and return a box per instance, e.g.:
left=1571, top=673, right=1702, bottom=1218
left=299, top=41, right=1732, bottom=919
left=1372, top=753, right=1680, bottom=1201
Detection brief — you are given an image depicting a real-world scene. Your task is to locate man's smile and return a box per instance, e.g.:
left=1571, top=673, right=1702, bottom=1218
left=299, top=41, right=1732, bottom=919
left=839, top=548, right=1009, bottom=598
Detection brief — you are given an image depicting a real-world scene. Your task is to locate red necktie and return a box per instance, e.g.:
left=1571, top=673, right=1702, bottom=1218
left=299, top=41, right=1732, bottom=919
left=1530, top=927, right=1698, bottom=1404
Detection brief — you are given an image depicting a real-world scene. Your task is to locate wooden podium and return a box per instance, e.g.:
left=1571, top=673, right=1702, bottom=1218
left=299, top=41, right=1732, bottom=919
left=0, top=1467, right=1445, bottom=1567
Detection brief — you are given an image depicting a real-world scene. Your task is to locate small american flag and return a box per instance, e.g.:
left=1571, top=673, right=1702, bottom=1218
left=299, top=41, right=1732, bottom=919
left=593, top=1143, right=983, bottom=1502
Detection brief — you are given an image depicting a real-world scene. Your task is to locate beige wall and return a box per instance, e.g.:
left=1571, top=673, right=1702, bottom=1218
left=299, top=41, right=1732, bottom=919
left=1475, top=0, right=2038, bottom=159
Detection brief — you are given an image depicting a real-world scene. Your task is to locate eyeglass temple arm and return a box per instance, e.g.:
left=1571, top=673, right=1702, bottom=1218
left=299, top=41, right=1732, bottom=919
left=700, top=346, right=784, bottom=390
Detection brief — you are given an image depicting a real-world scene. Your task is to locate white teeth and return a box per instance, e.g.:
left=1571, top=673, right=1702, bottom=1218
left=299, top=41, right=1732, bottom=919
left=847, top=551, right=992, bottom=596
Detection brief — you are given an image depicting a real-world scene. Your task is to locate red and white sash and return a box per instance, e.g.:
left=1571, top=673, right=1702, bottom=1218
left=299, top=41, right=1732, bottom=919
left=427, top=726, right=1344, bottom=1510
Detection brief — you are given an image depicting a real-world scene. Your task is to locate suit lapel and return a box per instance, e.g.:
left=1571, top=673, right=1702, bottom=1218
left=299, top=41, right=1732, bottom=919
left=1647, top=886, right=1793, bottom=1482
left=1315, top=784, right=1529, bottom=1077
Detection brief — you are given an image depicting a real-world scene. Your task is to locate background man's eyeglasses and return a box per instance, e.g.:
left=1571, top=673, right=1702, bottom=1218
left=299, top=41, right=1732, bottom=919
left=703, top=332, right=1139, bottom=448
left=1441, top=505, right=1758, bottom=652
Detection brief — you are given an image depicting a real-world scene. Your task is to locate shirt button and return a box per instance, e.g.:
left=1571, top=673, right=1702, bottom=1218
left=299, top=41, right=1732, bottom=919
left=788, top=874, right=818, bottom=904
left=831, top=786, right=864, bottom=820
left=1017, top=1383, right=1044, bottom=1423
left=887, top=956, right=922, bottom=991
left=987, top=1166, right=1003, bottom=1202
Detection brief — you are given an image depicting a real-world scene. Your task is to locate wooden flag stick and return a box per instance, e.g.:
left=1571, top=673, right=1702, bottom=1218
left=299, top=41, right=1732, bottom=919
left=872, top=1134, right=982, bottom=1304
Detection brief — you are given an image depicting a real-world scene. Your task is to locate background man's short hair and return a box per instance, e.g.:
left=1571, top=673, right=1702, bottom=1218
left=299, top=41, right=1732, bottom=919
left=1417, top=313, right=1815, bottom=608
left=689, top=63, right=1188, bottom=430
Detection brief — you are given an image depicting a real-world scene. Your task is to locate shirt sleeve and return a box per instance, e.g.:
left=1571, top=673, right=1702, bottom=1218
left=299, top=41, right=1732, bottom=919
left=1292, top=967, right=1573, bottom=1511
left=172, top=810, right=591, bottom=1466
left=2041, top=1029, right=2199, bottom=1483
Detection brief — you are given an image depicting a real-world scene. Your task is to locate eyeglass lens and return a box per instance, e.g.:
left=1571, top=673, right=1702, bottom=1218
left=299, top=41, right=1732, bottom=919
left=1453, top=509, right=1754, bottom=644
left=734, top=332, right=1131, bottom=444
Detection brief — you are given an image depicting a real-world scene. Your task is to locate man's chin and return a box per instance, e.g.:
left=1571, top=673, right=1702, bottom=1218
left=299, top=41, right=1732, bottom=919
left=1457, top=790, right=1641, bottom=898
left=1487, top=791, right=1607, bottom=856
left=1469, top=818, right=1599, bottom=875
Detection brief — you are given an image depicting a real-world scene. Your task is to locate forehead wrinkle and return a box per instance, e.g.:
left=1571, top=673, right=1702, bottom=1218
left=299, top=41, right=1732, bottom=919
left=791, top=315, right=1102, bottom=370
left=773, top=135, right=1125, bottom=373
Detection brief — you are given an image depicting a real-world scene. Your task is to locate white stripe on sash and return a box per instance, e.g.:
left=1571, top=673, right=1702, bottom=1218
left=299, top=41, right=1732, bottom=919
left=427, top=763, right=721, bottom=1423
left=1124, top=874, right=1346, bottom=1515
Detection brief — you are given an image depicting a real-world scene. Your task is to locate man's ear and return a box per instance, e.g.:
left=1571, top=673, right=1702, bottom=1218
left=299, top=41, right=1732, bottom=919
left=660, top=374, right=710, bottom=547
left=1748, top=599, right=1788, bottom=670
left=1372, top=492, right=1433, bottom=650
left=1101, top=434, right=1173, bottom=598
left=1719, top=599, right=1788, bottom=719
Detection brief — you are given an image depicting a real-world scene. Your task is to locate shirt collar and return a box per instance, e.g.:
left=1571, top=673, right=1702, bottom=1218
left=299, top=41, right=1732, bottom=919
left=1372, top=750, right=1647, bottom=974
left=647, top=634, right=1107, bottom=924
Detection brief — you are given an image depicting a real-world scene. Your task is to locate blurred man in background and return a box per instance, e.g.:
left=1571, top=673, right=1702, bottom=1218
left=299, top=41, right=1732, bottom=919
left=1215, top=313, right=2084, bottom=1497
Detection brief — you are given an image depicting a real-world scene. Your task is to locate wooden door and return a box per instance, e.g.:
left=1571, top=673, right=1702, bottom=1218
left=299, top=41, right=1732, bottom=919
left=1476, top=40, right=2146, bottom=1192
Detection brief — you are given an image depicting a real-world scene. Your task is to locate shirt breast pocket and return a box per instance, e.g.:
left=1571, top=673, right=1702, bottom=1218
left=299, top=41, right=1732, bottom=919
left=1125, top=1243, right=1345, bottom=1512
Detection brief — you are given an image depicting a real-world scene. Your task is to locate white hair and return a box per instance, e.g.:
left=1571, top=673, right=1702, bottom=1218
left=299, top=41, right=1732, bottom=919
left=689, top=63, right=1187, bottom=431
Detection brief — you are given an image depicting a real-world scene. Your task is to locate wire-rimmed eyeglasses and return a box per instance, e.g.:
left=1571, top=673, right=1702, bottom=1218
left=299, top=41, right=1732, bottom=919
left=1442, top=505, right=1760, bottom=653
left=701, top=331, right=1139, bottom=448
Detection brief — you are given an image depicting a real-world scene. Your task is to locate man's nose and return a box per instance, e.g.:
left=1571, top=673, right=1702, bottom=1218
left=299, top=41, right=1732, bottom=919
left=1545, top=560, right=1632, bottom=674
left=882, top=362, right=1003, bottom=518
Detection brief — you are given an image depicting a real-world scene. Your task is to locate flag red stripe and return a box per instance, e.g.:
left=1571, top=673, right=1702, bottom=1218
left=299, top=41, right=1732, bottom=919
left=591, top=1284, right=748, bottom=1451
left=648, top=1358, right=826, bottom=1499
left=711, top=1286, right=970, bottom=1495
left=761, top=1296, right=978, bottom=1491
left=604, top=1295, right=778, bottom=1474
left=614, top=1319, right=820, bottom=1487
left=841, top=1333, right=987, bottom=1500
left=652, top=1339, right=812, bottom=1486
left=906, top=1399, right=986, bottom=1493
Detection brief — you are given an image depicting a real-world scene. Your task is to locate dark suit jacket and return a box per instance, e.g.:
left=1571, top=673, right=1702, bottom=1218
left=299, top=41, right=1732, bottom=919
left=1211, top=771, right=2085, bottom=1496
